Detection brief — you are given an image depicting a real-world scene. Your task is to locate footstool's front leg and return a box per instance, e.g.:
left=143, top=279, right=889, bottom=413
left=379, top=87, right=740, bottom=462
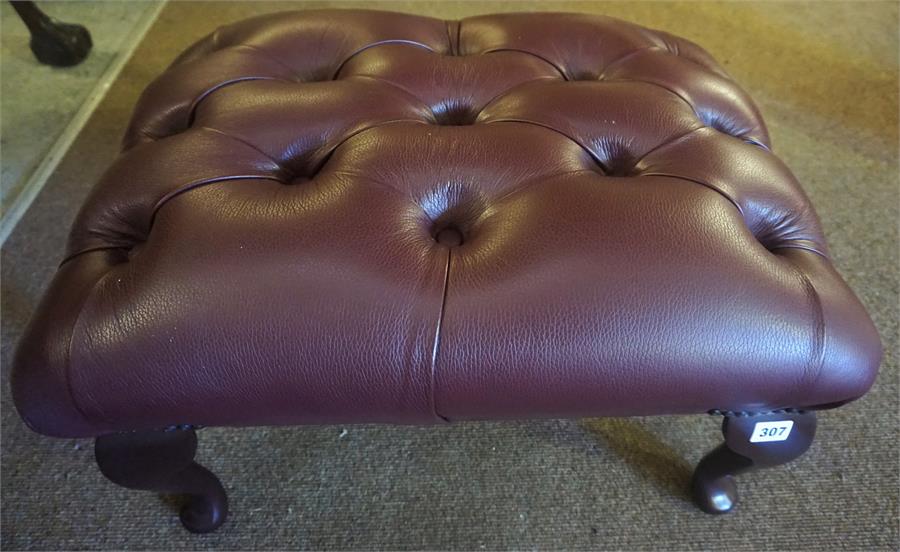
left=94, top=427, right=228, bottom=533
left=692, top=410, right=816, bottom=514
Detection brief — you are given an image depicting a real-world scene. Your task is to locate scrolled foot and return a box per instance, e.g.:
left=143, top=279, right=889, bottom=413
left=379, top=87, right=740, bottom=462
left=95, top=427, right=228, bottom=533
left=691, top=444, right=749, bottom=514
left=691, top=409, right=816, bottom=514
left=693, top=475, right=737, bottom=514
left=175, top=464, right=229, bottom=533
left=10, top=1, right=93, bottom=67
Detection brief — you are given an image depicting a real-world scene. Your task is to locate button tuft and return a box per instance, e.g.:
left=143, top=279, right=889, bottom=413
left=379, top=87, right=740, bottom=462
left=434, top=226, right=464, bottom=246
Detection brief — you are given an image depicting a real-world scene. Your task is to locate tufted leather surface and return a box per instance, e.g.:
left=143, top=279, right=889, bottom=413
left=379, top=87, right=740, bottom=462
left=11, top=10, right=881, bottom=437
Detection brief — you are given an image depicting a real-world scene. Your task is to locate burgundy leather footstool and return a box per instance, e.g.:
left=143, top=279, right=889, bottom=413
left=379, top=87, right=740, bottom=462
left=12, top=10, right=882, bottom=533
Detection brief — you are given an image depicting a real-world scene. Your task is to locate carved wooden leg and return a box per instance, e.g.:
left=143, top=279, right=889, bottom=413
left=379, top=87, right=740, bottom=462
left=94, top=427, right=228, bottom=533
left=9, top=1, right=92, bottom=67
left=692, top=409, right=816, bottom=514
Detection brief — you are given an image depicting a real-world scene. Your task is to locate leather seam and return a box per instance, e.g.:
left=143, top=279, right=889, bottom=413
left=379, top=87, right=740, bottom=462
left=429, top=247, right=453, bottom=423
left=234, top=43, right=300, bottom=74
left=636, top=171, right=746, bottom=217
left=64, top=260, right=120, bottom=429
left=788, top=266, right=828, bottom=406
left=329, top=171, right=416, bottom=203
left=331, top=39, right=438, bottom=80
left=628, top=125, right=707, bottom=172
left=768, top=243, right=829, bottom=259
left=481, top=118, right=607, bottom=169
left=597, top=45, right=663, bottom=79
left=664, top=40, right=736, bottom=81
left=151, top=120, right=430, bottom=237
left=199, top=126, right=284, bottom=166
left=320, top=117, right=432, bottom=160
left=151, top=174, right=284, bottom=218
left=488, top=167, right=600, bottom=205
left=482, top=117, right=705, bottom=178
left=613, top=78, right=697, bottom=115
left=345, top=74, right=436, bottom=115
left=635, top=172, right=828, bottom=258
left=445, top=20, right=455, bottom=55
left=60, top=245, right=124, bottom=267
left=622, top=77, right=764, bottom=145
left=187, top=76, right=284, bottom=128
left=479, top=47, right=567, bottom=79
left=477, top=77, right=566, bottom=118
left=710, top=407, right=808, bottom=417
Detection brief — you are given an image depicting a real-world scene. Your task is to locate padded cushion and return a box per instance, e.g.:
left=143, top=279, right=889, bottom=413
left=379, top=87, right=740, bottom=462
left=12, top=10, right=881, bottom=437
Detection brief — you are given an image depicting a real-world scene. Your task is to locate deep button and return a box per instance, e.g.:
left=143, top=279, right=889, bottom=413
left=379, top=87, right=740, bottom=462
left=126, top=243, right=142, bottom=260
left=708, top=120, right=736, bottom=137
left=431, top=102, right=479, bottom=126
left=569, top=71, right=600, bottom=81
left=701, top=112, right=745, bottom=139
left=421, top=183, right=486, bottom=246
left=434, top=225, right=464, bottom=246
left=600, top=156, right=638, bottom=178
left=279, top=147, right=336, bottom=184
left=602, top=165, right=633, bottom=177
left=293, top=68, right=332, bottom=83
left=117, top=243, right=142, bottom=264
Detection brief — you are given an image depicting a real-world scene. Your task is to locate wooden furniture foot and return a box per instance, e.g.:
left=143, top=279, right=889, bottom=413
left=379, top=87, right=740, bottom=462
left=692, top=409, right=816, bottom=514
left=94, top=427, right=228, bottom=533
left=9, top=1, right=92, bottom=67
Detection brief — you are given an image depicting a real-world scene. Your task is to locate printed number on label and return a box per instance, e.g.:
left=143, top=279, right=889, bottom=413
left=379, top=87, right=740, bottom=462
left=749, top=420, right=794, bottom=443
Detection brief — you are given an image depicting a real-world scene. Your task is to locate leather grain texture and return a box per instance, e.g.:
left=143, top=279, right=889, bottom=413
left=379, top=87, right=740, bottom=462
left=11, top=10, right=882, bottom=437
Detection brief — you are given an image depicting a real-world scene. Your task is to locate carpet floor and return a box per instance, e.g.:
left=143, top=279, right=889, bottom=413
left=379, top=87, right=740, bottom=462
left=1, top=2, right=897, bottom=550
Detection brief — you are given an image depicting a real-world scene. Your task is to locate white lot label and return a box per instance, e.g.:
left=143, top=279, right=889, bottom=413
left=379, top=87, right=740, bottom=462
left=749, top=420, right=794, bottom=443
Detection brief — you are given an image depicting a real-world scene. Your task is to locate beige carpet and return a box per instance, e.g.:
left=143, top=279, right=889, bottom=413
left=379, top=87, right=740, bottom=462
left=2, top=2, right=897, bottom=550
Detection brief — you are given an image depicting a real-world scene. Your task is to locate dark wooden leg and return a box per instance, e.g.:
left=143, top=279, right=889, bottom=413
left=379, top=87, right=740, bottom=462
left=9, top=1, right=92, bottom=67
left=692, top=409, right=816, bottom=514
left=94, top=427, right=228, bottom=533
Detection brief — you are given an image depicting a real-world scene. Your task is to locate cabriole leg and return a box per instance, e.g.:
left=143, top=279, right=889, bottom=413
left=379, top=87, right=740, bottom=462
left=692, top=409, right=816, bottom=514
left=94, top=427, right=228, bottom=533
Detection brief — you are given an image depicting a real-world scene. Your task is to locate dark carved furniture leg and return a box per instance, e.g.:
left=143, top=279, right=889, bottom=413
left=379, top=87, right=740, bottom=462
left=94, top=427, right=228, bottom=533
left=692, top=409, right=817, bottom=514
left=9, top=1, right=92, bottom=67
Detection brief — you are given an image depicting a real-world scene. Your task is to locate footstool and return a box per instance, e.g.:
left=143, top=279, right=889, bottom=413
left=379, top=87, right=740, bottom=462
left=12, top=10, right=882, bottom=533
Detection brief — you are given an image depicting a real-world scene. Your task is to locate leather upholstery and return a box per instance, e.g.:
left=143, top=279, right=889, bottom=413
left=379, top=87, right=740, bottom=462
left=12, top=10, right=882, bottom=437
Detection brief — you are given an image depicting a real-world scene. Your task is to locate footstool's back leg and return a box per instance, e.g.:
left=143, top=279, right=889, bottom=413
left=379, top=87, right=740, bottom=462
left=692, top=410, right=816, bottom=514
left=9, top=1, right=93, bottom=67
left=94, top=427, right=228, bottom=533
